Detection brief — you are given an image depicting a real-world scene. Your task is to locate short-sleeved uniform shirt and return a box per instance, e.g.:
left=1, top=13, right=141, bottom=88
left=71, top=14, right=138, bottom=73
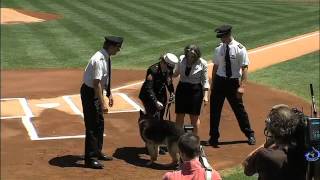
left=213, top=39, right=249, bottom=79
left=83, top=49, right=110, bottom=90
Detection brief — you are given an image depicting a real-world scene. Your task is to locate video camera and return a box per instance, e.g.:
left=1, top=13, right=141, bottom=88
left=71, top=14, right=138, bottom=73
left=183, top=125, right=213, bottom=180
left=292, top=84, right=319, bottom=180
left=292, top=109, right=320, bottom=151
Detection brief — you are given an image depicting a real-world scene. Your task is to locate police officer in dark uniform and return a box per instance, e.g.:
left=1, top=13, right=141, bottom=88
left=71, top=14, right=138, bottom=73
left=208, top=25, right=255, bottom=147
left=80, top=36, right=123, bottom=169
left=139, top=53, right=179, bottom=120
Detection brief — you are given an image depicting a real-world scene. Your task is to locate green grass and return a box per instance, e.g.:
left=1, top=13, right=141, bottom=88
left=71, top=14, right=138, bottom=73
left=1, top=0, right=319, bottom=69
left=250, top=51, right=320, bottom=107
left=221, top=166, right=258, bottom=180
left=218, top=52, right=320, bottom=180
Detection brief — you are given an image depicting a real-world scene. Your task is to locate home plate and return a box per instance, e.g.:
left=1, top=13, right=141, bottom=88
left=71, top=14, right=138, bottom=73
left=36, top=103, right=60, bottom=109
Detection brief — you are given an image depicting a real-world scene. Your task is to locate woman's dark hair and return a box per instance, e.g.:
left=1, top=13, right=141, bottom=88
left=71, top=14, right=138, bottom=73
left=178, top=133, right=200, bottom=159
left=184, top=44, right=201, bottom=60
left=266, top=105, right=300, bottom=144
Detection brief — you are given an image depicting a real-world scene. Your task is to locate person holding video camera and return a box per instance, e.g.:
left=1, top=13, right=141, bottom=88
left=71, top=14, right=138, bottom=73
left=163, top=133, right=221, bottom=180
left=242, top=104, right=307, bottom=180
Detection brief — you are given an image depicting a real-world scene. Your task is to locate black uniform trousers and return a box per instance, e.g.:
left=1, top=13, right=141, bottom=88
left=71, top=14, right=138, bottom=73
left=80, top=84, right=104, bottom=161
left=209, top=75, right=254, bottom=140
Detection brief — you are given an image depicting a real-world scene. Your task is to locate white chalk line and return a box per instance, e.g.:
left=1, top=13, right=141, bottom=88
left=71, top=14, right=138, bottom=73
left=0, top=116, right=24, bottom=120
left=1, top=31, right=319, bottom=140
left=1, top=98, right=38, bottom=139
left=117, top=93, right=143, bottom=111
left=67, top=92, right=141, bottom=114
left=111, top=81, right=144, bottom=92
left=12, top=98, right=40, bottom=140
left=248, top=32, right=319, bottom=54
left=21, top=116, right=39, bottom=140
left=62, top=95, right=83, bottom=117
left=107, top=32, right=319, bottom=91
left=0, top=98, right=30, bottom=119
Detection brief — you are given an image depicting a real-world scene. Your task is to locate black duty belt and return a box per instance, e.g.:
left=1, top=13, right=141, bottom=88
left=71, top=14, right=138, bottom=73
left=216, top=75, right=239, bottom=81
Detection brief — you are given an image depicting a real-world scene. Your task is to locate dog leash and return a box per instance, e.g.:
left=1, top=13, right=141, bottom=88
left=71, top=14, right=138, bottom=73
left=165, top=102, right=172, bottom=121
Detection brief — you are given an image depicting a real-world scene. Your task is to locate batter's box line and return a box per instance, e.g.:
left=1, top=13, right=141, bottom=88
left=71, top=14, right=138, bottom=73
left=0, top=97, right=83, bottom=141
left=64, top=92, right=143, bottom=115
left=0, top=98, right=34, bottom=120
left=3, top=98, right=39, bottom=140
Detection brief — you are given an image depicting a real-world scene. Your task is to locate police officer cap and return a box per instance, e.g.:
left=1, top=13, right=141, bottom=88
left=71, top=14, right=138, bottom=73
left=104, top=36, right=124, bottom=47
left=215, top=25, right=232, bottom=38
left=163, top=53, right=179, bottom=68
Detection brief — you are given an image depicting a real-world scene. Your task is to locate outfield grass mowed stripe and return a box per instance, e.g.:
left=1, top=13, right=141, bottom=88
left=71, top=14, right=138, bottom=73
left=186, top=2, right=258, bottom=25
left=199, top=2, right=267, bottom=25
left=40, top=0, right=100, bottom=50
left=218, top=3, right=288, bottom=21
left=142, top=1, right=205, bottom=32
left=161, top=1, right=219, bottom=28
left=106, top=0, right=176, bottom=40
left=113, top=0, right=184, bottom=37
left=48, top=0, right=109, bottom=46
left=3, top=0, right=82, bottom=68
left=1, top=25, right=55, bottom=69
left=61, top=1, right=143, bottom=45
left=1, top=0, right=319, bottom=69
left=76, top=0, right=149, bottom=44
left=23, top=0, right=95, bottom=67
left=250, top=51, right=320, bottom=107
left=233, top=11, right=319, bottom=49
left=82, top=0, right=166, bottom=41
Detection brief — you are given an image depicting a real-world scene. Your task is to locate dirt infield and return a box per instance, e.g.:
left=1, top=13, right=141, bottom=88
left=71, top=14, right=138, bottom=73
left=1, top=32, right=319, bottom=179
left=0, top=8, right=60, bottom=24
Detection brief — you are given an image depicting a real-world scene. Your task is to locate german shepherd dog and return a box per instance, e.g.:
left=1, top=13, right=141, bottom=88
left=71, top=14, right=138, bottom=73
left=138, top=110, right=184, bottom=166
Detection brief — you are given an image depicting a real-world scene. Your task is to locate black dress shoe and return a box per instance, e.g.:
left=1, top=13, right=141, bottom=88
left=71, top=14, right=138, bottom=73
left=248, top=136, right=256, bottom=145
left=208, top=137, right=219, bottom=148
left=97, top=153, right=113, bottom=161
left=145, top=147, right=149, bottom=155
left=85, top=159, right=104, bottom=169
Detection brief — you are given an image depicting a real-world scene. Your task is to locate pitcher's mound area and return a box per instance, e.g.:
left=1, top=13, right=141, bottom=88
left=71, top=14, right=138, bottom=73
left=1, top=8, right=60, bottom=24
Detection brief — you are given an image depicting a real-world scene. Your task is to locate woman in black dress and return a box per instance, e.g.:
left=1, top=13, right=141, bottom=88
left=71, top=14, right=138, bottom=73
left=174, top=44, right=210, bottom=135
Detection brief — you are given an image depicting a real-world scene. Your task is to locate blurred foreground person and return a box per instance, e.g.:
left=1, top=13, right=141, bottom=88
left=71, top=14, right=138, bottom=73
left=243, top=104, right=307, bottom=180
left=163, top=133, right=221, bottom=180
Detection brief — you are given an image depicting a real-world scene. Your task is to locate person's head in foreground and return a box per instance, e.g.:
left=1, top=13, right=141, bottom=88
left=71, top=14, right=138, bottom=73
left=264, top=104, right=300, bottom=146
left=243, top=104, right=307, bottom=180
left=163, top=133, right=221, bottom=180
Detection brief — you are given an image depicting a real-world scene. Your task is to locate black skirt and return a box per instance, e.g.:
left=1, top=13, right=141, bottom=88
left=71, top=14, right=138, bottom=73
left=175, top=82, right=203, bottom=115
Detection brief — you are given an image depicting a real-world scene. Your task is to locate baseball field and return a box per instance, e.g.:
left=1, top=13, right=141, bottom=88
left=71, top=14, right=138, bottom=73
left=1, top=0, right=319, bottom=179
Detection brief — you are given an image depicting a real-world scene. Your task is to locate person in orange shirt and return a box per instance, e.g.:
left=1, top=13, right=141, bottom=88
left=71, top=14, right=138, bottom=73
left=163, top=133, right=221, bottom=180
